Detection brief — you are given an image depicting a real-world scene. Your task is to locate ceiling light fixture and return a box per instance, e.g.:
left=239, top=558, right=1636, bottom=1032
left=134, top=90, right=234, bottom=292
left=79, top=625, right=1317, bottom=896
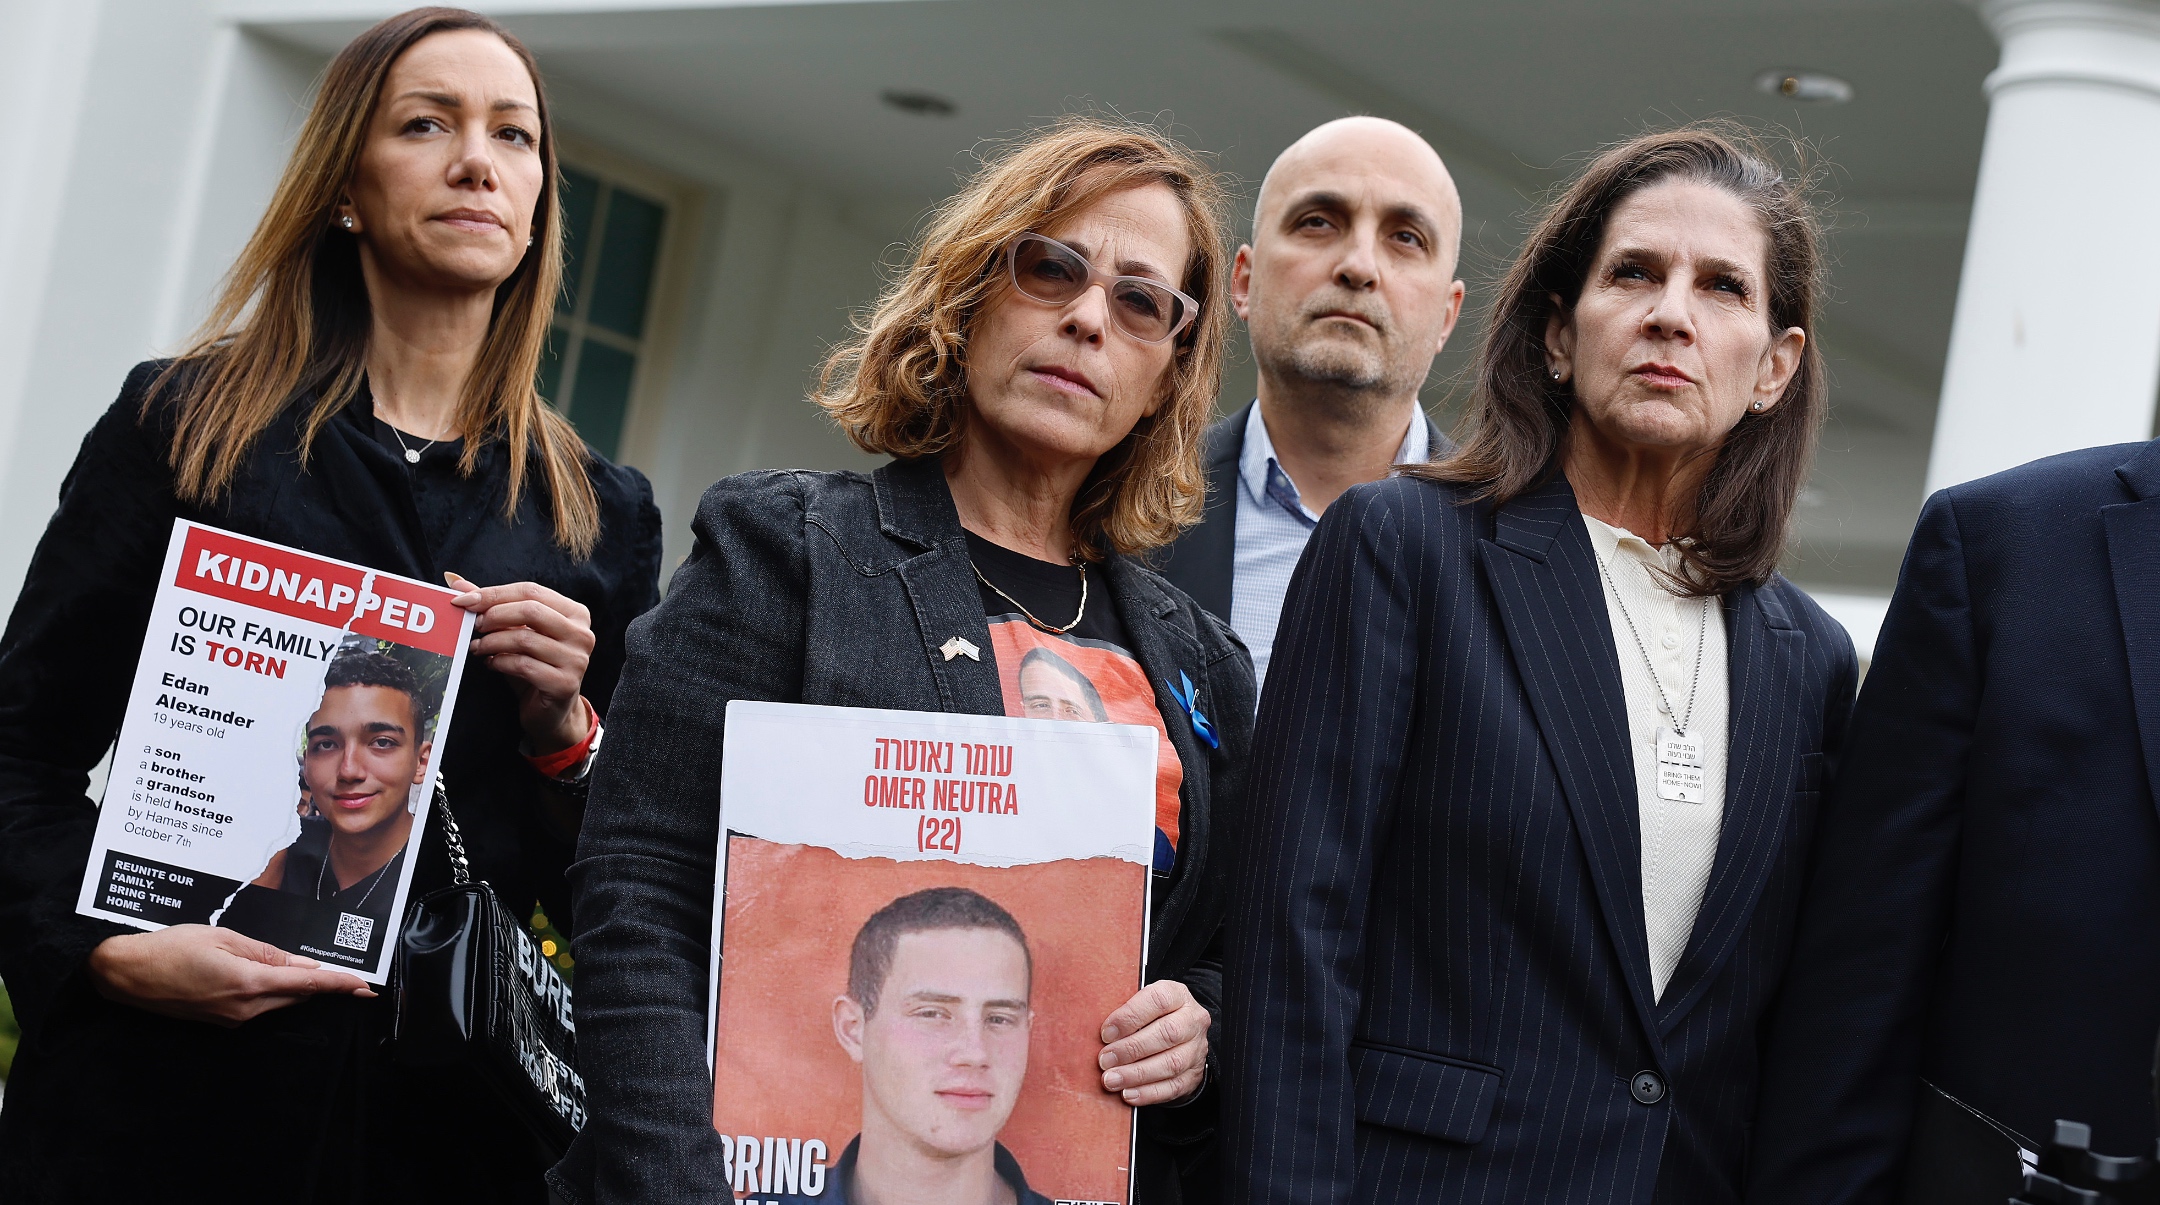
left=881, top=89, right=957, bottom=118
left=1755, top=69, right=1853, bottom=104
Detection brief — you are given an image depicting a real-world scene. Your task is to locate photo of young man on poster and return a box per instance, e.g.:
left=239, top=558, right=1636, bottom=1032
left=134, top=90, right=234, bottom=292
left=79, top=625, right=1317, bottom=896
left=217, top=643, right=442, bottom=957
left=774, top=887, right=1052, bottom=1205
left=1016, top=647, right=1109, bottom=725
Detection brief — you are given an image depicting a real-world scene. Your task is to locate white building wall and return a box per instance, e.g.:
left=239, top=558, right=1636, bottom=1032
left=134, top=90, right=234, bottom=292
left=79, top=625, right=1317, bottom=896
left=0, top=4, right=339, bottom=610
left=150, top=32, right=326, bottom=352
left=0, top=0, right=103, bottom=487
left=547, top=76, right=896, bottom=575
left=0, top=0, right=236, bottom=610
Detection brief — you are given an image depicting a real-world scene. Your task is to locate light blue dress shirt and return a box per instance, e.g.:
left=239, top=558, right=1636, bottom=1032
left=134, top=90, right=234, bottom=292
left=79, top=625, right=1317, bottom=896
left=1230, top=402, right=1429, bottom=694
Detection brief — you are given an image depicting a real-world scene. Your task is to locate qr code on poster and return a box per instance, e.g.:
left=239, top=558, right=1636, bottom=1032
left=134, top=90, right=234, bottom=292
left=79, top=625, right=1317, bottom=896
left=334, top=912, right=375, bottom=951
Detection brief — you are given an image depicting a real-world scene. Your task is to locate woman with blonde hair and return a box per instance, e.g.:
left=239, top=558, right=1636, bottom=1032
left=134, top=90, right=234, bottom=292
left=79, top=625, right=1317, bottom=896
left=559, top=117, right=1250, bottom=1205
left=0, top=8, right=660, bottom=1200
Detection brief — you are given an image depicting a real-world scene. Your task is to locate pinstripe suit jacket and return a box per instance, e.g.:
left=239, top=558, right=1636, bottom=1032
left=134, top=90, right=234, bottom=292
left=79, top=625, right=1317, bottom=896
left=1221, top=471, right=1856, bottom=1205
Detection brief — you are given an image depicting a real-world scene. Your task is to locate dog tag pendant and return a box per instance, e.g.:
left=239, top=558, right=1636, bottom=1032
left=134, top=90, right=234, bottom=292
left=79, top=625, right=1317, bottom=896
left=1655, top=727, right=1706, bottom=803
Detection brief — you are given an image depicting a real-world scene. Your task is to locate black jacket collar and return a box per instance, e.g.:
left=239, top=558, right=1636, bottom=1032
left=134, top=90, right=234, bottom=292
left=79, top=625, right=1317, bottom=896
left=801, top=1132, right=1053, bottom=1205
left=2117, top=438, right=2160, bottom=501
left=872, top=455, right=968, bottom=555
left=1479, top=472, right=1811, bottom=1046
left=2104, top=438, right=2160, bottom=826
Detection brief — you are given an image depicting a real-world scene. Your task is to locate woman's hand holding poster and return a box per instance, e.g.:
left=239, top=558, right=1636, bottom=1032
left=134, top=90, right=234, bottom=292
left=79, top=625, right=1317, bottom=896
left=73, top=519, right=472, bottom=983
left=711, top=700, right=1157, bottom=1205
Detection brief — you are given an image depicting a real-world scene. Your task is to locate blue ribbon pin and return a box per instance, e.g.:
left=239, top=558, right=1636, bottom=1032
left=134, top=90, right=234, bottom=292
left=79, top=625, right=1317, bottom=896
left=1165, top=672, right=1219, bottom=750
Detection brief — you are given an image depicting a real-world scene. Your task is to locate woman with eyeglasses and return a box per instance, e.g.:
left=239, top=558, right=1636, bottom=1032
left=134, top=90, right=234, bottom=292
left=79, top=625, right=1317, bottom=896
left=556, top=117, right=1251, bottom=1205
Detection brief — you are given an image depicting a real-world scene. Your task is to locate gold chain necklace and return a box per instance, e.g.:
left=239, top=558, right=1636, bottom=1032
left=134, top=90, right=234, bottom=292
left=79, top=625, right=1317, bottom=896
left=971, top=559, right=1088, bottom=635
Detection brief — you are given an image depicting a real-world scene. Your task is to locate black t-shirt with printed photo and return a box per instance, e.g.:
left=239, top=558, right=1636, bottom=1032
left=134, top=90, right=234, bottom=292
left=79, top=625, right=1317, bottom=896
left=964, top=533, right=1183, bottom=872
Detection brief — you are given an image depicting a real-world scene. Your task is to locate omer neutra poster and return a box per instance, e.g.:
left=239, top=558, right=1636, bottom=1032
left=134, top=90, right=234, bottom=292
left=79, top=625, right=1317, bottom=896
left=709, top=701, right=1158, bottom=1205
left=74, top=519, right=473, bottom=984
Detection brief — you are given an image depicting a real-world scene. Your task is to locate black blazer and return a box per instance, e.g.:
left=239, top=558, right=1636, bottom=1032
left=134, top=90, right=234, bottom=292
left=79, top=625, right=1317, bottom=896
left=553, top=457, right=1256, bottom=1205
left=1220, top=471, right=1856, bottom=1205
left=0, top=362, right=662, bottom=1202
left=1153, top=401, right=1450, bottom=622
left=1748, top=440, right=2160, bottom=1201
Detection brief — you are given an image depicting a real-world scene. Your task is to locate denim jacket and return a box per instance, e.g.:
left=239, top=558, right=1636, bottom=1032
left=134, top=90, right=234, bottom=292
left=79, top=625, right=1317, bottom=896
left=551, top=456, right=1255, bottom=1205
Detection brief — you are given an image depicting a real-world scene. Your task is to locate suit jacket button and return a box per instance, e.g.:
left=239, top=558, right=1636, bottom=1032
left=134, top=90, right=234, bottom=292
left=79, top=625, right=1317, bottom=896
left=1630, top=1071, right=1666, bottom=1105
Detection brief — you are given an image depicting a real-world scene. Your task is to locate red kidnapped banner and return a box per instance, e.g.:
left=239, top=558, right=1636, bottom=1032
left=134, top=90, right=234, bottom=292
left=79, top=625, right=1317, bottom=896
left=173, top=525, right=462, bottom=656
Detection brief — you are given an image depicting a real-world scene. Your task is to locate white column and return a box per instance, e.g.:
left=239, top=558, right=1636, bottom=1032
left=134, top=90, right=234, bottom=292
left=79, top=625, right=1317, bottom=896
left=1927, top=0, right=2160, bottom=493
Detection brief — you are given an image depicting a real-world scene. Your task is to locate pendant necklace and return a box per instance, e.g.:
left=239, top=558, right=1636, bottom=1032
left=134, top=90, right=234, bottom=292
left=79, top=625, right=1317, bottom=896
left=386, top=424, right=437, bottom=465
left=1595, top=549, right=1712, bottom=803
left=972, top=559, right=1088, bottom=636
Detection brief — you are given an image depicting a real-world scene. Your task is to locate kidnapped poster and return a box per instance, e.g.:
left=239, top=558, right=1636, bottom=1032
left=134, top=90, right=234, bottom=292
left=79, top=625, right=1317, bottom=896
left=74, top=519, right=473, bottom=983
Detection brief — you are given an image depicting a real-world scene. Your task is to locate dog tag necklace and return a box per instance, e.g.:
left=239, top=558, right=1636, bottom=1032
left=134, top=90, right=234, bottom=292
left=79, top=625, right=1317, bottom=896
left=1595, top=550, right=1711, bottom=803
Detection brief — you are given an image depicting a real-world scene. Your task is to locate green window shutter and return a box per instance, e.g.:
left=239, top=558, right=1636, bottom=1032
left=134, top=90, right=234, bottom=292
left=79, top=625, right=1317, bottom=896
left=541, top=165, right=667, bottom=463
left=588, top=190, right=664, bottom=339
left=568, top=342, right=637, bottom=462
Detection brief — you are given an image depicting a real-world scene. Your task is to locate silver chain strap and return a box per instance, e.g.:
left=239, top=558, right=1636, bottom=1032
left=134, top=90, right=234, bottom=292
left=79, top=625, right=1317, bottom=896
left=433, top=779, right=472, bottom=887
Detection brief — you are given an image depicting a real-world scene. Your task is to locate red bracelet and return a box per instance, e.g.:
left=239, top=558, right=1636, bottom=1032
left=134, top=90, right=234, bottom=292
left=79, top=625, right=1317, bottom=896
left=525, top=696, right=600, bottom=779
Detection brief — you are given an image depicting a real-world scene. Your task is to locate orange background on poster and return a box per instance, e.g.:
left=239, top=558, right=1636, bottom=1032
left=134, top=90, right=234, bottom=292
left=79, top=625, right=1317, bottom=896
left=985, top=621, right=1185, bottom=851
left=713, top=839, right=1148, bottom=1203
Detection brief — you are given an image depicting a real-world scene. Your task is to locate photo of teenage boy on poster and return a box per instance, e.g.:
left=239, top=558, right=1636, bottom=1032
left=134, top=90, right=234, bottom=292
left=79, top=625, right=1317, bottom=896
left=768, top=887, right=1053, bottom=1205
left=216, top=638, right=446, bottom=960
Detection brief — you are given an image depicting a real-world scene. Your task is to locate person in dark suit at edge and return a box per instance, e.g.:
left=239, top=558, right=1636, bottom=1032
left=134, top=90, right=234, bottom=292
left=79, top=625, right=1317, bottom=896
left=1746, top=456, right=2160, bottom=1199
left=1221, top=123, right=1857, bottom=1205
left=1153, top=117, right=1464, bottom=692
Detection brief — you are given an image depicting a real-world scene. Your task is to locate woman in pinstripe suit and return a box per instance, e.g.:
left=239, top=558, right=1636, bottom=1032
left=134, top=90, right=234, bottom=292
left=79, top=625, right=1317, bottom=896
left=1220, top=123, right=1857, bottom=1205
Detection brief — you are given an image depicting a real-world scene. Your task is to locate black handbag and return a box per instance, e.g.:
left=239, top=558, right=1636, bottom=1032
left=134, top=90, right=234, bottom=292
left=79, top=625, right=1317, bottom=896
left=392, top=784, right=587, bottom=1157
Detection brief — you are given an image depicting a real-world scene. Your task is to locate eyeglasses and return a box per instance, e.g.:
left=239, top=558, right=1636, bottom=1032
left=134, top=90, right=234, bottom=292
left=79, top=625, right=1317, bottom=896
left=1003, top=232, right=1200, bottom=345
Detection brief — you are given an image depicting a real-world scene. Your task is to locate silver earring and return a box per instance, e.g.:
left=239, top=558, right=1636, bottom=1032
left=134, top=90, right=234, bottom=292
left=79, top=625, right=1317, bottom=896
left=1550, top=369, right=1563, bottom=381
left=1751, top=400, right=1765, bottom=412
left=339, top=215, right=355, bottom=231
left=527, top=235, right=534, bottom=248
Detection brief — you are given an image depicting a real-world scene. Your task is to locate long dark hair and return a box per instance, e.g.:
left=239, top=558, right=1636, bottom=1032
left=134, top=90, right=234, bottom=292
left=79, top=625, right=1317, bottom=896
left=149, top=7, right=601, bottom=556
left=1410, top=121, right=1826, bottom=597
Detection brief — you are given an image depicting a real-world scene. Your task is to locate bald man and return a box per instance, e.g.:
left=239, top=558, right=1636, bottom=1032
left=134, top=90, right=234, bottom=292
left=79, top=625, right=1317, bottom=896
left=1156, top=117, right=1465, bottom=693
